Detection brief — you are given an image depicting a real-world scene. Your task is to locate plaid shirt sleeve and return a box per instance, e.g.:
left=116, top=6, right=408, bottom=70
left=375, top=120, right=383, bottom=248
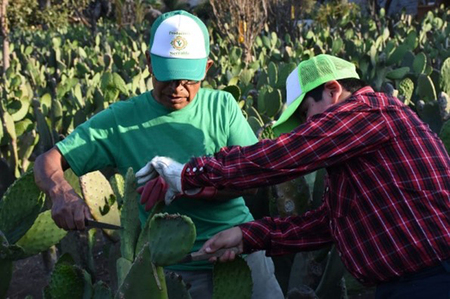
left=183, top=94, right=390, bottom=190
left=239, top=203, right=334, bottom=255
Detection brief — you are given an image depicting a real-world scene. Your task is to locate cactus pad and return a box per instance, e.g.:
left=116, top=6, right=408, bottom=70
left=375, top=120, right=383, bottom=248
left=439, top=119, right=450, bottom=154
left=116, top=246, right=168, bottom=299
left=0, top=170, right=45, bottom=243
left=119, top=168, right=141, bottom=261
left=166, top=272, right=192, bottom=299
left=16, top=210, right=67, bottom=257
left=418, top=74, right=437, bottom=102
left=80, top=170, right=120, bottom=241
left=441, top=57, right=450, bottom=95
left=398, top=78, right=414, bottom=104
left=47, top=263, right=89, bottom=299
left=212, top=256, right=253, bottom=299
left=148, top=213, right=196, bottom=267
left=109, top=173, right=125, bottom=207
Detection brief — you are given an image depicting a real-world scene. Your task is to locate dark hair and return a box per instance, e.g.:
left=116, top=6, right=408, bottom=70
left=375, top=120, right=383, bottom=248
left=305, top=78, right=367, bottom=102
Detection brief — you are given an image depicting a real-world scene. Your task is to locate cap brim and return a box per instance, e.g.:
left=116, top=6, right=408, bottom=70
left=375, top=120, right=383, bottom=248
left=272, top=93, right=305, bottom=136
left=151, top=54, right=207, bottom=81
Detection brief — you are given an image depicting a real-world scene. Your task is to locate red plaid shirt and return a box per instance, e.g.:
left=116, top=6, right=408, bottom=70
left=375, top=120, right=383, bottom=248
left=183, top=87, right=450, bottom=285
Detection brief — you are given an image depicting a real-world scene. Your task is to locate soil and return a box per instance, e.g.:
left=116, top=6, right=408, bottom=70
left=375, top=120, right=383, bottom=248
left=6, top=233, right=113, bottom=299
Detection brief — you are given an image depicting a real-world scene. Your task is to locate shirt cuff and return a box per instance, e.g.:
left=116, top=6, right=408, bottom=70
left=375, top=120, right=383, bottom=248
left=183, top=157, right=210, bottom=189
left=239, top=219, right=272, bottom=254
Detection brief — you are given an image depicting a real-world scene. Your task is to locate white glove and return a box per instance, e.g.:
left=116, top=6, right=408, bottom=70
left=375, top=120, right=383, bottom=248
left=136, top=156, right=184, bottom=204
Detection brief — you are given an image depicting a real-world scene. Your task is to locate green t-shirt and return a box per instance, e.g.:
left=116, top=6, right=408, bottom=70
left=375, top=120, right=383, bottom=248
left=56, top=88, right=257, bottom=270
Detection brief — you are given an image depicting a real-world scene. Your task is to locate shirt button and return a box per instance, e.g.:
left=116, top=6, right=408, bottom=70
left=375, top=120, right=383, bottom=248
left=193, top=167, right=197, bottom=172
left=325, top=187, right=330, bottom=192
left=186, top=168, right=191, bottom=173
left=199, top=167, right=203, bottom=171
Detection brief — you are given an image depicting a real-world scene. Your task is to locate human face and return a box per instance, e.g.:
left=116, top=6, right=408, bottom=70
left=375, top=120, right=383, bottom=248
left=146, top=52, right=213, bottom=111
left=298, top=95, right=332, bottom=121
left=151, top=78, right=201, bottom=111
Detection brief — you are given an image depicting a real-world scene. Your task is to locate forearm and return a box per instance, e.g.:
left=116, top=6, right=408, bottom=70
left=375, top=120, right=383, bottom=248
left=34, top=147, right=91, bottom=230
left=34, top=147, right=71, bottom=199
left=239, top=204, right=333, bottom=255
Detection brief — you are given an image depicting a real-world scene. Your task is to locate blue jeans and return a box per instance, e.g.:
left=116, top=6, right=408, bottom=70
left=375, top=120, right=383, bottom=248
left=376, top=260, right=450, bottom=299
left=168, top=251, right=284, bottom=299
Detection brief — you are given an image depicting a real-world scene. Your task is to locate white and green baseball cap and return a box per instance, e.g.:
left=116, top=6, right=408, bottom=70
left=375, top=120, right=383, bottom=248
left=272, top=54, right=360, bottom=135
left=149, top=10, right=210, bottom=81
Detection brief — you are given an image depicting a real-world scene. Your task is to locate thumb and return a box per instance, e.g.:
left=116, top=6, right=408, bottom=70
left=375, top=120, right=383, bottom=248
left=164, top=189, right=177, bottom=205
left=201, top=233, right=225, bottom=254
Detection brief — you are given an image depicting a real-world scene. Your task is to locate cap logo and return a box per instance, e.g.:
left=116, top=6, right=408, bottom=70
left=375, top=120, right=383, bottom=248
left=171, top=35, right=188, bottom=51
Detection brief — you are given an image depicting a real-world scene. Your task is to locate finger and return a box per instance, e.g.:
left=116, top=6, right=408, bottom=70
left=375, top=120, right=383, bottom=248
left=65, top=212, right=76, bottom=230
left=137, top=186, right=144, bottom=195
left=201, top=237, right=217, bottom=253
left=145, top=179, right=164, bottom=211
left=73, top=206, right=87, bottom=230
left=145, top=180, right=164, bottom=211
left=135, top=163, right=152, bottom=177
left=165, top=189, right=178, bottom=205
left=137, top=172, right=158, bottom=185
left=208, top=256, right=218, bottom=263
left=140, top=179, right=157, bottom=205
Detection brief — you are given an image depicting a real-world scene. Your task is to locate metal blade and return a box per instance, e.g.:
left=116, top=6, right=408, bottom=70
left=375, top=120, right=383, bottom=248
left=85, top=219, right=123, bottom=230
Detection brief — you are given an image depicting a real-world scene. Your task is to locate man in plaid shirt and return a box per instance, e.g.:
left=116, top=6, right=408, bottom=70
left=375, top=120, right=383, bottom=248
left=137, top=54, right=450, bottom=298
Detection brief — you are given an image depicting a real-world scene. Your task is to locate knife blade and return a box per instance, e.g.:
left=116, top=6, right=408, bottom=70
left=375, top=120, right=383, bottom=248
left=178, top=246, right=240, bottom=264
left=85, top=219, right=123, bottom=230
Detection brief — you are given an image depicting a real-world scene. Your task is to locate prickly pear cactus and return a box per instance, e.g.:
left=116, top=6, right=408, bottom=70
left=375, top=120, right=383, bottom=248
left=64, top=168, right=82, bottom=197
left=0, top=257, right=13, bottom=299
left=166, top=272, right=192, bottom=299
left=16, top=210, right=67, bottom=257
left=80, top=170, right=120, bottom=241
left=0, top=170, right=45, bottom=243
left=120, top=168, right=141, bottom=262
left=109, top=173, right=125, bottom=208
left=398, top=77, right=414, bottom=104
left=148, top=213, right=196, bottom=267
left=0, top=230, right=25, bottom=260
left=116, top=257, right=133, bottom=289
left=212, top=256, right=253, bottom=299
left=45, top=262, right=90, bottom=299
left=116, top=246, right=168, bottom=299
left=441, top=57, right=450, bottom=95
left=92, top=281, right=113, bottom=299
left=439, top=119, right=450, bottom=154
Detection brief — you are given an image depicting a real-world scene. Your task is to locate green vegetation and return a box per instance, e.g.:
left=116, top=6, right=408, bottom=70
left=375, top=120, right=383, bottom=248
left=0, top=1, right=449, bottom=298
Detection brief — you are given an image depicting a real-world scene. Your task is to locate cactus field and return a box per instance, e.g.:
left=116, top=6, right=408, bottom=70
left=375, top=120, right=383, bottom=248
left=1, top=1, right=449, bottom=299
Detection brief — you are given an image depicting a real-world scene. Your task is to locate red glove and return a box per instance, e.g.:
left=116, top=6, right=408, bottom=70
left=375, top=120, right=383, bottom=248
left=137, top=176, right=168, bottom=211
left=137, top=177, right=218, bottom=211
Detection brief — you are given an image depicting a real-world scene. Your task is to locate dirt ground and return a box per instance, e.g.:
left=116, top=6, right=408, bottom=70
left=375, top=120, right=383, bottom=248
left=6, top=232, right=113, bottom=299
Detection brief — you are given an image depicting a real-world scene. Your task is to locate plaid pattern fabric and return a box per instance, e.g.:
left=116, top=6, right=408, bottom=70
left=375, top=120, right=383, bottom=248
left=184, top=87, right=450, bottom=285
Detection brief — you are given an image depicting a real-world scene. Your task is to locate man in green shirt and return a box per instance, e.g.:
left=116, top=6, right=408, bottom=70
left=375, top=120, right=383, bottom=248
left=34, top=10, right=283, bottom=299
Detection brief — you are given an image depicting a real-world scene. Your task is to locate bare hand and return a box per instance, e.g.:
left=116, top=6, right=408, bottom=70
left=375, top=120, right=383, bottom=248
left=200, top=227, right=244, bottom=262
left=50, top=183, right=91, bottom=230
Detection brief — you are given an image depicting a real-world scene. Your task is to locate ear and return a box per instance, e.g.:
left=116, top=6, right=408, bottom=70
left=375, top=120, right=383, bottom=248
left=205, top=59, right=214, bottom=75
left=145, top=51, right=153, bottom=75
left=323, top=80, right=343, bottom=104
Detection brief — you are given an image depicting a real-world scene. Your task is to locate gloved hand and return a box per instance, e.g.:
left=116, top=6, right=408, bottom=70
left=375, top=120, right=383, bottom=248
left=136, top=156, right=185, bottom=203
left=137, top=176, right=169, bottom=211
left=137, top=176, right=218, bottom=211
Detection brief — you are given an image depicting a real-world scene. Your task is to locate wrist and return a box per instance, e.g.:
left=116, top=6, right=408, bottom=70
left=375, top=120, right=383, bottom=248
left=48, top=180, right=73, bottom=201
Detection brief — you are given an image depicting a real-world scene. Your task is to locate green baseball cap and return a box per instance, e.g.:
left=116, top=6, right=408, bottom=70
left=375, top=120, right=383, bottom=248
left=272, top=54, right=360, bottom=135
left=149, top=10, right=210, bottom=81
